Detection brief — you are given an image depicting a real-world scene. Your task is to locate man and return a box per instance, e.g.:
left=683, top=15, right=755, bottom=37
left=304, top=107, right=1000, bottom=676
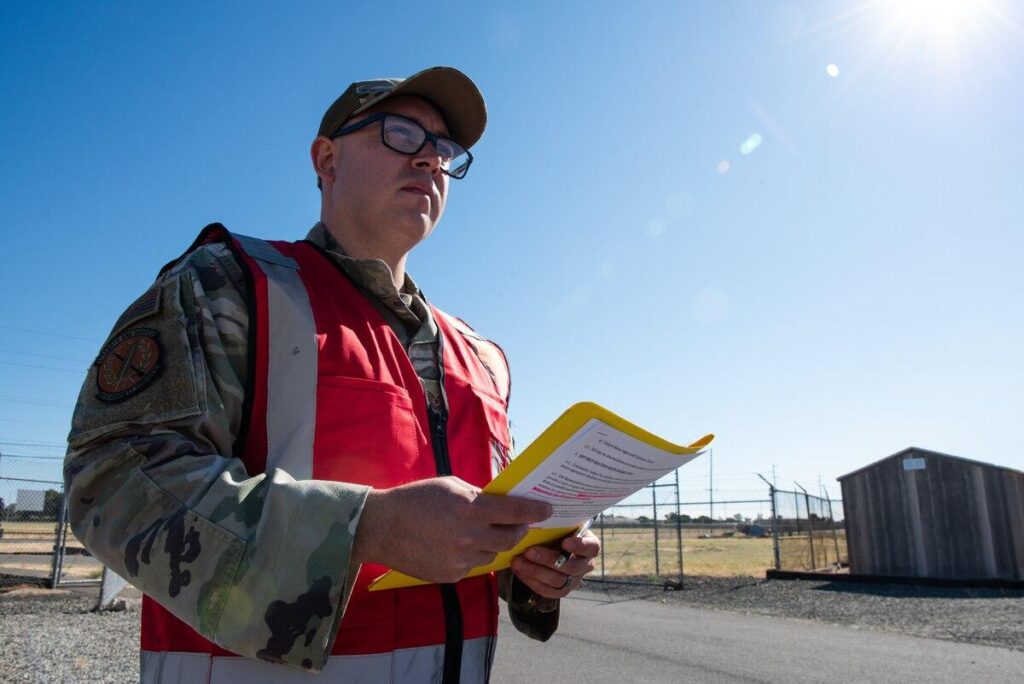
left=64, top=66, right=600, bottom=682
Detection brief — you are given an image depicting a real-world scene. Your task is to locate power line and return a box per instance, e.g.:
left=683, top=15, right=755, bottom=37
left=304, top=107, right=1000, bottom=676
left=0, top=394, right=75, bottom=407
left=0, top=452, right=65, bottom=460
left=0, top=440, right=67, bottom=448
left=0, top=325, right=99, bottom=343
left=0, top=476, right=63, bottom=485
left=0, top=360, right=86, bottom=375
left=0, top=349, right=90, bottom=364
left=0, top=418, right=70, bottom=427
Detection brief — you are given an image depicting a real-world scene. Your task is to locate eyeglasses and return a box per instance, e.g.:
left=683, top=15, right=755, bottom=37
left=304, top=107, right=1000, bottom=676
left=329, top=112, right=474, bottom=179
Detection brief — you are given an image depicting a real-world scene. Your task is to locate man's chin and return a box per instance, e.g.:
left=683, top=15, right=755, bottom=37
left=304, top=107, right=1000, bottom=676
left=392, top=219, right=437, bottom=250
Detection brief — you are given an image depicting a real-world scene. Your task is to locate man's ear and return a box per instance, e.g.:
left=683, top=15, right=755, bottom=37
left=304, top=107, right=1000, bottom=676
left=311, top=137, right=336, bottom=186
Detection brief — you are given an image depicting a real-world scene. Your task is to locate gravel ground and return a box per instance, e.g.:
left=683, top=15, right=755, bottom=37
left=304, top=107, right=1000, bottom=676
left=1, top=586, right=139, bottom=683
left=2, top=576, right=1022, bottom=682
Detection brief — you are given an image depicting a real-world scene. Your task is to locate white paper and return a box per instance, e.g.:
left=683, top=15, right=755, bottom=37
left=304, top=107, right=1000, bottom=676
left=508, top=418, right=704, bottom=528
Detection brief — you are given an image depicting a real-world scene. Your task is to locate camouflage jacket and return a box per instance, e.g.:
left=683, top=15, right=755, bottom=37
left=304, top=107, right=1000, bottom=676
left=64, top=223, right=557, bottom=673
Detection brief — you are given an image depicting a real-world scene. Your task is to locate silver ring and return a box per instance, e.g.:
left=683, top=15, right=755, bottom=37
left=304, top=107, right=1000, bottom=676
left=560, top=575, right=572, bottom=590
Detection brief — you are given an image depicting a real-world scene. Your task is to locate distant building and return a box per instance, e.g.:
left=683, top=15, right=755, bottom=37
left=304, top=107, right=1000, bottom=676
left=838, top=447, right=1024, bottom=580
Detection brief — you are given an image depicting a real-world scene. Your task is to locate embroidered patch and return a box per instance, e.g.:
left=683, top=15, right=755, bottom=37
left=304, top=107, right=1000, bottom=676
left=94, top=328, right=163, bottom=403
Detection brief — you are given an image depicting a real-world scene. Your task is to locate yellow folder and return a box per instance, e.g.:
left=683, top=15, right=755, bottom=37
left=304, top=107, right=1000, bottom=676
left=368, top=401, right=713, bottom=591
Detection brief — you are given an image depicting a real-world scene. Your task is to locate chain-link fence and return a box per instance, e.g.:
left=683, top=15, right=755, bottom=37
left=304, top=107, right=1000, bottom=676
left=589, top=471, right=782, bottom=585
left=769, top=485, right=847, bottom=572
left=2, top=443, right=846, bottom=589
left=0, top=452, right=102, bottom=587
left=585, top=470, right=848, bottom=585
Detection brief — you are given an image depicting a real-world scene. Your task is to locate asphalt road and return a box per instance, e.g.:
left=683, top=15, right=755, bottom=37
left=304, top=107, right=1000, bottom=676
left=491, top=589, right=1024, bottom=683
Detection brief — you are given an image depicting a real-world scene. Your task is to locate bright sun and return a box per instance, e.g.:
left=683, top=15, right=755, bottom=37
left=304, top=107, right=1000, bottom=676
left=842, top=0, right=1022, bottom=82
left=879, top=0, right=996, bottom=49
left=886, top=0, right=982, bottom=37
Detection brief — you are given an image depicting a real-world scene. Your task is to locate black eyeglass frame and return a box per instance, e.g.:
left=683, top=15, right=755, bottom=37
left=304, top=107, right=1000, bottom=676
left=328, top=112, right=474, bottom=179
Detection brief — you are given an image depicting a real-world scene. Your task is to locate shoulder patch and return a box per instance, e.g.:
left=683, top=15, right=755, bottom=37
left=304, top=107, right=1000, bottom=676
left=94, top=328, right=164, bottom=403
left=112, top=283, right=162, bottom=331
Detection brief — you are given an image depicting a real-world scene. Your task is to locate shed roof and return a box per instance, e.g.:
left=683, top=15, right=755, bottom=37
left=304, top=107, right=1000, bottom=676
left=837, top=446, right=1024, bottom=482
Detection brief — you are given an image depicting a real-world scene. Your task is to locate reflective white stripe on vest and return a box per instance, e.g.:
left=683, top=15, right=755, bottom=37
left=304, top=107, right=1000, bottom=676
left=141, top=637, right=495, bottom=683
left=233, top=234, right=317, bottom=480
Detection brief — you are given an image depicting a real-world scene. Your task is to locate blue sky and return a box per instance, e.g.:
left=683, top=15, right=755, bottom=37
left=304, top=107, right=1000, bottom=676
left=2, top=1, right=1023, bottom=511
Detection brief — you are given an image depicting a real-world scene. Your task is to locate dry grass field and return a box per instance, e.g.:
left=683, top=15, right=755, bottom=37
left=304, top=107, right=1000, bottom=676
left=0, top=521, right=848, bottom=583
left=592, top=526, right=848, bottom=578
left=0, top=520, right=98, bottom=580
left=0, top=521, right=84, bottom=552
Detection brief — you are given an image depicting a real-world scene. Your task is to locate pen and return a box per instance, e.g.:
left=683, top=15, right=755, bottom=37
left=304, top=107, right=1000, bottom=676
left=553, top=517, right=594, bottom=569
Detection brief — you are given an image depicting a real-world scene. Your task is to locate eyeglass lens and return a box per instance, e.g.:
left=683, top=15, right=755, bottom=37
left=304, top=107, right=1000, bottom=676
left=382, top=115, right=471, bottom=178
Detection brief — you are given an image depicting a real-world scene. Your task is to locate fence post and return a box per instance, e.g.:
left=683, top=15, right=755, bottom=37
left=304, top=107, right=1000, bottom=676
left=652, top=482, right=660, bottom=575
left=675, top=470, right=683, bottom=587
left=824, top=487, right=841, bottom=567
left=808, top=495, right=817, bottom=570
left=757, top=474, right=781, bottom=571
left=793, top=490, right=801, bottom=537
left=708, top=447, right=714, bottom=536
left=771, top=487, right=781, bottom=570
left=796, top=484, right=816, bottom=570
left=49, top=494, right=68, bottom=588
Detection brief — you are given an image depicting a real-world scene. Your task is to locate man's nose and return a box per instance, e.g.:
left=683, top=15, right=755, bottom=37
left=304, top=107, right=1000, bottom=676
left=411, top=142, right=443, bottom=174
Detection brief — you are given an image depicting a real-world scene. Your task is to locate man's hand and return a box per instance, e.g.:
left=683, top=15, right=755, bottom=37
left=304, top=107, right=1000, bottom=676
left=510, top=530, right=600, bottom=598
left=354, top=476, right=553, bottom=584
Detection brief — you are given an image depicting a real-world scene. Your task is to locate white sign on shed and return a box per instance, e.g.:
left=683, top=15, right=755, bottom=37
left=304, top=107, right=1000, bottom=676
left=16, top=489, right=46, bottom=512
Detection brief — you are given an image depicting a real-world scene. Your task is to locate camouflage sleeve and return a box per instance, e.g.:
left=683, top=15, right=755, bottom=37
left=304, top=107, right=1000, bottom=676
left=64, top=243, right=367, bottom=673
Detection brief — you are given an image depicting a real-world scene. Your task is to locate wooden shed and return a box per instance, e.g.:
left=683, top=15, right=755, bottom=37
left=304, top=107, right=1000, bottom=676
left=838, top=447, right=1024, bottom=580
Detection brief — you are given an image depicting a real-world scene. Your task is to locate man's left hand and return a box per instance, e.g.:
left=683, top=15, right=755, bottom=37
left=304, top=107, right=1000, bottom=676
left=510, top=530, right=600, bottom=598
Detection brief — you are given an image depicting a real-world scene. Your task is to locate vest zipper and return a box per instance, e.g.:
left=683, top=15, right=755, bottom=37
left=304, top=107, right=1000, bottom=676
left=299, top=240, right=469, bottom=681
left=428, top=404, right=464, bottom=684
left=429, top=405, right=454, bottom=476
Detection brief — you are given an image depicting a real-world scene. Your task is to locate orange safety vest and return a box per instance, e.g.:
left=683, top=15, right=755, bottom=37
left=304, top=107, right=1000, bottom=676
left=141, top=227, right=510, bottom=683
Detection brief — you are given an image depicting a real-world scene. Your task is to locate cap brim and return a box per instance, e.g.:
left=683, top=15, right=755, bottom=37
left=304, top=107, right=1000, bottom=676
left=352, top=66, right=487, bottom=149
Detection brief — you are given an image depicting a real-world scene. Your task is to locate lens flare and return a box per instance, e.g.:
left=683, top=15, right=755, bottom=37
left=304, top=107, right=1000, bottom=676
left=739, top=134, right=763, bottom=156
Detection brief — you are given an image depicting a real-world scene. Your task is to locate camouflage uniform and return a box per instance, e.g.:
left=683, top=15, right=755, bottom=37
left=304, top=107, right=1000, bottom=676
left=64, top=223, right=556, bottom=673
